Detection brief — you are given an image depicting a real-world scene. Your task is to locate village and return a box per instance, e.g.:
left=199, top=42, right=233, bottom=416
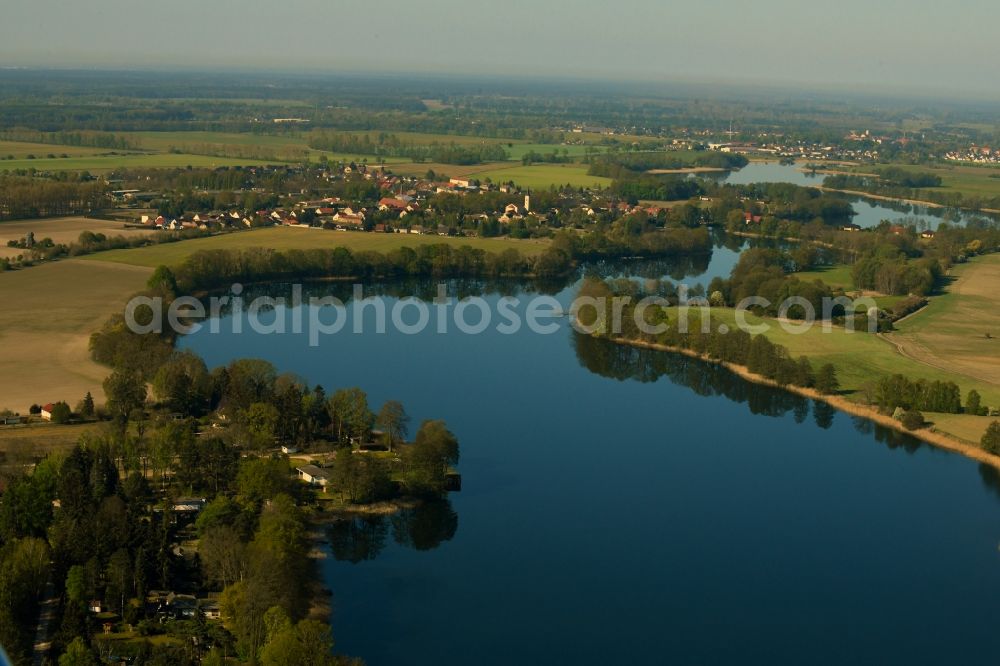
left=110, top=162, right=671, bottom=239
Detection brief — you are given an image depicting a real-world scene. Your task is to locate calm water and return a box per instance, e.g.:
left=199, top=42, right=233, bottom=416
left=718, top=161, right=993, bottom=230
left=183, top=274, right=1000, bottom=666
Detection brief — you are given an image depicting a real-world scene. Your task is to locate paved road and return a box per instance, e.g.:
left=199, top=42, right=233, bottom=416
left=33, top=575, right=58, bottom=666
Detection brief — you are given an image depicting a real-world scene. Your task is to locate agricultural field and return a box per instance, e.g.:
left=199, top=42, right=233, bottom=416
left=0, top=152, right=291, bottom=172
left=0, top=259, right=151, bottom=413
left=83, top=226, right=550, bottom=268
left=0, top=140, right=121, bottom=159
left=339, top=130, right=524, bottom=147
left=0, top=215, right=155, bottom=248
left=673, top=253, right=1000, bottom=443
left=891, top=253, right=1000, bottom=386
left=386, top=160, right=509, bottom=180
left=126, top=130, right=312, bottom=152
left=505, top=143, right=607, bottom=160
left=0, top=129, right=624, bottom=182
left=0, top=422, right=98, bottom=462
left=469, top=164, right=613, bottom=189
left=698, top=306, right=1000, bottom=409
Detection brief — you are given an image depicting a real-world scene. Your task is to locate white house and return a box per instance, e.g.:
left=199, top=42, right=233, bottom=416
left=296, top=465, right=330, bottom=489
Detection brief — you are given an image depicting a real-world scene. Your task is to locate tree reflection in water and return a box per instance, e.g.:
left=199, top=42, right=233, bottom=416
left=571, top=331, right=810, bottom=419
left=572, top=332, right=929, bottom=455
left=328, top=499, right=459, bottom=563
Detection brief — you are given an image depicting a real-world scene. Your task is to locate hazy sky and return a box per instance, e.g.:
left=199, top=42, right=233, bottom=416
left=2, top=0, right=998, bottom=95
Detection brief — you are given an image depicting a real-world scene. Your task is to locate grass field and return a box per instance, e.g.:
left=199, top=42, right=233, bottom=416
left=0, top=259, right=151, bottom=413
left=0, top=131, right=620, bottom=187
left=0, top=422, right=98, bottom=460
left=0, top=140, right=120, bottom=159
left=843, top=162, right=1000, bottom=203
left=127, top=131, right=311, bottom=152
left=339, top=130, right=523, bottom=147
left=469, top=164, right=613, bottom=189
left=691, top=307, right=1000, bottom=408
left=0, top=152, right=292, bottom=172
left=794, top=263, right=903, bottom=309
left=504, top=144, right=607, bottom=160
left=795, top=264, right=857, bottom=290
left=374, top=160, right=511, bottom=180
left=0, top=215, right=155, bottom=248
left=668, top=255, right=1000, bottom=443
left=681, top=306, right=1000, bottom=443
left=891, top=254, right=1000, bottom=386
left=84, top=227, right=550, bottom=268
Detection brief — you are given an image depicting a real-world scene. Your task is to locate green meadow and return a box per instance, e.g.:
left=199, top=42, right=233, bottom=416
left=471, top=164, right=613, bottom=189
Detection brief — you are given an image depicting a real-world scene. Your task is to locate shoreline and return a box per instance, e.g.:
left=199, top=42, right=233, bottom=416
left=304, top=496, right=426, bottom=622
left=815, top=186, right=1000, bottom=216
left=603, top=335, right=1000, bottom=471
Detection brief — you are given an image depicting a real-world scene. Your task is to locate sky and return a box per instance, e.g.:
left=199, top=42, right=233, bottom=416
left=2, top=0, right=998, bottom=96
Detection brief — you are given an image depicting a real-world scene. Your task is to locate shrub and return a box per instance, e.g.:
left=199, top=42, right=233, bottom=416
left=50, top=402, right=72, bottom=424
left=983, top=421, right=1000, bottom=454
left=899, top=410, right=926, bottom=431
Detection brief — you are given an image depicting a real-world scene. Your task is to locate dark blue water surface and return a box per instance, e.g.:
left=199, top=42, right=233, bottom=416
left=181, top=274, right=1000, bottom=666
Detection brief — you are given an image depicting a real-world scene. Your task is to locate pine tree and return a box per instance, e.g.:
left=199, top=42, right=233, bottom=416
left=815, top=364, right=840, bottom=395
left=81, top=392, right=95, bottom=418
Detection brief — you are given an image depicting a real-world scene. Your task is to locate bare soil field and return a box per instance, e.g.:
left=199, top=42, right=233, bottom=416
left=0, top=259, right=151, bottom=413
left=0, top=215, right=155, bottom=248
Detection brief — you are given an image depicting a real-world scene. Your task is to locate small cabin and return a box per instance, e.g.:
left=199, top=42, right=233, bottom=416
left=296, top=465, right=330, bottom=489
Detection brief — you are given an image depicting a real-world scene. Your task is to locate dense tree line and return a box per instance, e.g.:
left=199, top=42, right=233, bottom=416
left=551, top=224, right=711, bottom=260
left=521, top=148, right=572, bottom=165
left=608, top=175, right=703, bottom=203
left=576, top=278, right=840, bottom=395
left=161, top=243, right=572, bottom=294
left=588, top=150, right=748, bottom=178
left=874, top=167, right=943, bottom=188
left=851, top=246, right=942, bottom=295
left=0, top=174, right=108, bottom=220
left=0, top=129, right=138, bottom=150
left=309, top=131, right=508, bottom=164
left=870, top=374, right=966, bottom=415
left=706, top=248, right=838, bottom=318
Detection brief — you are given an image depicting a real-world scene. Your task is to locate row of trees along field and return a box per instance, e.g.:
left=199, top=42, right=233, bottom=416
left=587, top=150, right=749, bottom=178
left=308, top=131, right=509, bottom=164
left=575, top=278, right=842, bottom=396
left=0, top=174, right=108, bottom=220
left=823, top=171, right=1000, bottom=210
left=148, top=244, right=574, bottom=295
left=0, top=128, right=139, bottom=150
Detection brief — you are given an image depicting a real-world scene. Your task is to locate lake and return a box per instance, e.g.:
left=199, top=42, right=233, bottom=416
left=715, top=161, right=994, bottom=230
left=182, top=273, right=1000, bottom=666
